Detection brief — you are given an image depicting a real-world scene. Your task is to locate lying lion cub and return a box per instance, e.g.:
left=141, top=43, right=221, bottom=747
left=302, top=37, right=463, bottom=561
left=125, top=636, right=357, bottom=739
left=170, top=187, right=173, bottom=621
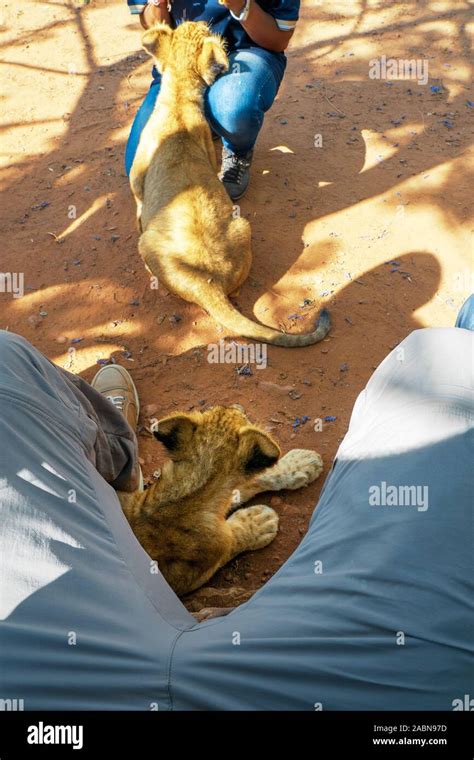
left=129, top=20, right=330, bottom=347
left=118, top=406, right=323, bottom=596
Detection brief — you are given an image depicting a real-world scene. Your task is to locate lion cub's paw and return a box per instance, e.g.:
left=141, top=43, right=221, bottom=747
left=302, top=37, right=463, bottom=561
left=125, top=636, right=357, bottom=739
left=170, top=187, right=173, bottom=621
left=228, top=504, right=279, bottom=552
left=259, top=449, right=324, bottom=491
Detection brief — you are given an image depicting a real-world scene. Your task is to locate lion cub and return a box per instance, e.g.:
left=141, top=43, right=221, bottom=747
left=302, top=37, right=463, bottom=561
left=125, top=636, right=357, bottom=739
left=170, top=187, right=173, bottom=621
left=129, top=21, right=330, bottom=347
left=118, top=406, right=323, bottom=596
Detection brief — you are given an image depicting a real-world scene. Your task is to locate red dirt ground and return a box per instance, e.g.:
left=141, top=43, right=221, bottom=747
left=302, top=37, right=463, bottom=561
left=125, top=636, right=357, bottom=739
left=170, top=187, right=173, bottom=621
left=1, top=0, right=472, bottom=610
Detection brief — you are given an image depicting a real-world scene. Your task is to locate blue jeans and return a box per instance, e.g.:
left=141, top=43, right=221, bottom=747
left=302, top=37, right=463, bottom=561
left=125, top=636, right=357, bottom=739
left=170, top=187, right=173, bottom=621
left=125, top=48, right=285, bottom=175
left=455, top=294, right=474, bottom=331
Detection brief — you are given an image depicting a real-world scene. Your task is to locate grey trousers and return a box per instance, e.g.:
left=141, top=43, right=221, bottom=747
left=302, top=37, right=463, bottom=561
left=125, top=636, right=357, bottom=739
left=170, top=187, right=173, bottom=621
left=0, top=328, right=472, bottom=710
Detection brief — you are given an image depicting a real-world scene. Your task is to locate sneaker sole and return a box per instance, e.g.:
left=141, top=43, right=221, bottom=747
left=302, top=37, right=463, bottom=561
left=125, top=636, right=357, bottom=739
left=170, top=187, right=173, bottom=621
left=223, top=185, right=249, bottom=201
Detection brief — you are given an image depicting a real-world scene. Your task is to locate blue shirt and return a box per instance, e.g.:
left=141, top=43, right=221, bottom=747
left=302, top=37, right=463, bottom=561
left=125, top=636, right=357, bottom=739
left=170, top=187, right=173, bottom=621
left=127, top=1, right=299, bottom=62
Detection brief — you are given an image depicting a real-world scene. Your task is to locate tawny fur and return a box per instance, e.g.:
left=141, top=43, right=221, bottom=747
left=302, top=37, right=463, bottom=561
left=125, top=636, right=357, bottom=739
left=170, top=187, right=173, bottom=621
left=130, top=21, right=330, bottom=347
left=118, top=406, right=323, bottom=596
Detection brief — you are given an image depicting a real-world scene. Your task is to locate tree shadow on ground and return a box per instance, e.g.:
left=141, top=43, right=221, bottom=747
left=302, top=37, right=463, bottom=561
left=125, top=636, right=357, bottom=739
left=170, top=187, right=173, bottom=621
left=0, top=0, right=471, bottom=608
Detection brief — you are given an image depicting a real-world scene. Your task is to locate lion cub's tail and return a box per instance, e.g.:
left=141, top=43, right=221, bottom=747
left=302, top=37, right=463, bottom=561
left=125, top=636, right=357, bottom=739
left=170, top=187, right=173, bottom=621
left=138, top=231, right=330, bottom=347
left=204, top=286, right=330, bottom=347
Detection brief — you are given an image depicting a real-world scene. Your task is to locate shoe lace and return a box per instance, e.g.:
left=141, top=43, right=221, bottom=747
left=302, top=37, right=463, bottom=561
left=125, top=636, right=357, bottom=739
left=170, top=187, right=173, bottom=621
left=106, top=394, right=125, bottom=411
left=221, top=153, right=251, bottom=184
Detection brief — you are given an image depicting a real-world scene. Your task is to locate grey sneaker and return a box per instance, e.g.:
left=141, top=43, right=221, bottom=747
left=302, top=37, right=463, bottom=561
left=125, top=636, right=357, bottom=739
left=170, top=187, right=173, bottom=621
left=219, top=147, right=254, bottom=200
left=91, top=364, right=144, bottom=491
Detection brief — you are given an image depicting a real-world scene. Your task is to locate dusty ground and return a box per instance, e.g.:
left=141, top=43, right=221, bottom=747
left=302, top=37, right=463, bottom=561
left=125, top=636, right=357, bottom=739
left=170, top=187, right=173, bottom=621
left=1, top=0, right=472, bottom=610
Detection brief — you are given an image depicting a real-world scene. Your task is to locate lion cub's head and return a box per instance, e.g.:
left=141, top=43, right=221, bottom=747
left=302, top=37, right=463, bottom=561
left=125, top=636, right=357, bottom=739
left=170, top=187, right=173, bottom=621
left=153, top=405, right=281, bottom=478
left=141, top=20, right=228, bottom=86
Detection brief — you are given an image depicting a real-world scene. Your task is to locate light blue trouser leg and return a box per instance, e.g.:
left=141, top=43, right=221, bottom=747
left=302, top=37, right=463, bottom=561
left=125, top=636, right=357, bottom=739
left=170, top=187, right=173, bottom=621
left=125, top=48, right=283, bottom=174
left=2, top=327, right=472, bottom=709
left=0, top=331, right=194, bottom=710
left=456, top=294, right=474, bottom=331
left=170, top=328, right=474, bottom=710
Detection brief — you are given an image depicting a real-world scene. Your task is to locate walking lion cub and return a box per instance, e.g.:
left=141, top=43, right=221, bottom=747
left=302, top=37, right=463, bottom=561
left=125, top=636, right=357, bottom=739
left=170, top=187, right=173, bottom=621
left=129, top=20, right=330, bottom=347
left=118, top=406, right=323, bottom=596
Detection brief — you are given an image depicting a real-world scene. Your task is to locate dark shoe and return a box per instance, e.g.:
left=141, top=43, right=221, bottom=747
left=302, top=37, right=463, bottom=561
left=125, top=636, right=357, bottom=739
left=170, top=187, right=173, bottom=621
left=219, top=146, right=253, bottom=201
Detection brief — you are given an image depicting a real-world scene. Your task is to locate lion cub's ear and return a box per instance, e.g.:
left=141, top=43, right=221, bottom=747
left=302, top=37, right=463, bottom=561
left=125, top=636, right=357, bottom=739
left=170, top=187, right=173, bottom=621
left=142, top=22, right=172, bottom=71
left=238, top=426, right=280, bottom=473
left=153, top=414, right=197, bottom=456
left=198, top=36, right=228, bottom=86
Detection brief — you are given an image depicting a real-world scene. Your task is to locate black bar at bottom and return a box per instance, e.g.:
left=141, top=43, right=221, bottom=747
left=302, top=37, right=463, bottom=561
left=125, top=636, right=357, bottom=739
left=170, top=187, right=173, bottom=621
left=0, top=711, right=472, bottom=757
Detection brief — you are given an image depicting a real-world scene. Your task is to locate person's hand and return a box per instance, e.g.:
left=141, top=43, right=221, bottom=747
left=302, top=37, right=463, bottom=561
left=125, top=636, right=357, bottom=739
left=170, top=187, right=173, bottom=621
left=218, top=0, right=247, bottom=13
left=141, top=0, right=172, bottom=29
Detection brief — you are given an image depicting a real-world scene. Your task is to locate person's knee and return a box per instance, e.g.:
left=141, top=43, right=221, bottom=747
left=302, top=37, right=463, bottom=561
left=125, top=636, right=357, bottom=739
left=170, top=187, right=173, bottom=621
left=0, top=329, right=22, bottom=354
left=402, top=326, right=459, bottom=351
left=207, top=76, right=263, bottom=144
left=0, top=330, right=34, bottom=364
left=392, top=327, right=472, bottom=391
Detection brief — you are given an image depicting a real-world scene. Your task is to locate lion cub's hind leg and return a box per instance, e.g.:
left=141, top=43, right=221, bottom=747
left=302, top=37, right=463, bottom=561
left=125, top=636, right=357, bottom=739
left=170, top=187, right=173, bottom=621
left=227, top=504, right=279, bottom=559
